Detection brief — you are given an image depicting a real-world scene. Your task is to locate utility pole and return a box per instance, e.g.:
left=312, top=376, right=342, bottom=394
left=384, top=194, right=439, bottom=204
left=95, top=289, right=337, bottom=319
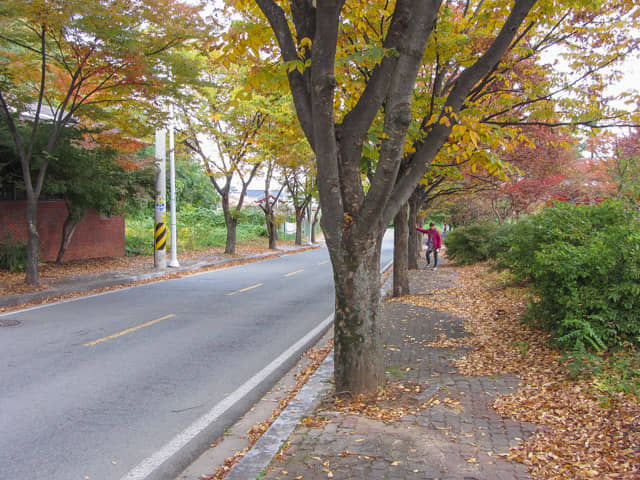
left=168, top=107, right=180, bottom=268
left=154, top=129, right=167, bottom=270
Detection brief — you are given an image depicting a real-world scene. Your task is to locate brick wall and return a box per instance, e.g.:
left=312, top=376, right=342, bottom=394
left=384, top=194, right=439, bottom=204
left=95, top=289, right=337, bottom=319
left=0, top=200, right=125, bottom=261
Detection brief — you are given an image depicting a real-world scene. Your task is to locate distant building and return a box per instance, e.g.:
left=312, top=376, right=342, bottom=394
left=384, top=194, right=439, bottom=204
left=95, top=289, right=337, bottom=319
left=229, top=188, right=290, bottom=208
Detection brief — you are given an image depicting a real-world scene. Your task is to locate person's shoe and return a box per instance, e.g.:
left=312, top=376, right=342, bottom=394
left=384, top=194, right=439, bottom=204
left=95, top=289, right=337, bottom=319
left=432, top=266, right=438, bottom=270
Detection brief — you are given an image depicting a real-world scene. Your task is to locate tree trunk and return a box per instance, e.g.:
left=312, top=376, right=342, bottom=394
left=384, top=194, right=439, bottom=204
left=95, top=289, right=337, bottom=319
left=294, top=207, right=304, bottom=245
left=407, top=208, right=419, bottom=270
left=266, top=213, right=278, bottom=249
left=56, top=202, right=86, bottom=264
left=408, top=189, right=425, bottom=269
left=393, top=204, right=409, bottom=297
left=225, top=217, right=238, bottom=254
left=330, top=232, right=384, bottom=396
left=56, top=216, right=79, bottom=264
left=223, top=203, right=238, bottom=254
left=311, top=206, right=320, bottom=243
left=24, top=195, right=39, bottom=285
left=219, top=191, right=238, bottom=255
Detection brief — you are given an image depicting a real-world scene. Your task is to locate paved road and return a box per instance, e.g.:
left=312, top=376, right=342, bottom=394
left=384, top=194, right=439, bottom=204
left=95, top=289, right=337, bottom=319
left=0, top=236, right=393, bottom=480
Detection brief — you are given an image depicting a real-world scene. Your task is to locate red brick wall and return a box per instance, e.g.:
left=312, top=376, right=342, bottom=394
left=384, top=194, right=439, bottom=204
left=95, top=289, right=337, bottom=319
left=0, top=201, right=125, bottom=261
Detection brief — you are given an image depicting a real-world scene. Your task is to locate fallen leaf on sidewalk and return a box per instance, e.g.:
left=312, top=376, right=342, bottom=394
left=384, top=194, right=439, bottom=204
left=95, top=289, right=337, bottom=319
left=402, top=262, right=640, bottom=480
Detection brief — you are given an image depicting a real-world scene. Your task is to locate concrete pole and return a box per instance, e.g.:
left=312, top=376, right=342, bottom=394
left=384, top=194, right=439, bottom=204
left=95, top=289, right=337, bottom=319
left=307, top=202, right=313, bottom=245
left=168, top=112, right=180, bottom=268
left=154, top=129, right=167, bottom=270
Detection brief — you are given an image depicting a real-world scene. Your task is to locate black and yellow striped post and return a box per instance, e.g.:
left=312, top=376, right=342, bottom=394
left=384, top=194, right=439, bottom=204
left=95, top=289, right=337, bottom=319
left=154, top=220, right=167, bottom=251
left=154, top=195, right=167, bottom=269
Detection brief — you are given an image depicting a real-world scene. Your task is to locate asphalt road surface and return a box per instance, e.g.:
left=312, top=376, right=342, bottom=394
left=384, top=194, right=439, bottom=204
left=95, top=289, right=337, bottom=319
left=0, top=236, right=393, bottom=480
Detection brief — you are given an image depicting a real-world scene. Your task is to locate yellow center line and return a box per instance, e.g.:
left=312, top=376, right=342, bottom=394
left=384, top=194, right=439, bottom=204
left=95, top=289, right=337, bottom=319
left=316, top=261, right=329, bottom=266
left=284, top=269, right=304, bottom=277
left=84, top=314, right=176, bottom=347
left=226, top=283, right=264, bottom=296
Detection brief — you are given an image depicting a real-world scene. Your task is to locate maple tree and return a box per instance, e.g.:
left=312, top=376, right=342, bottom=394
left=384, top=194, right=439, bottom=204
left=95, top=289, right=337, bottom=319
left=0, top=0, right=209, bottom=284
left=220, top=10, right=316, bottom=249
left=232, top=0, right=640, bottom=394
left=498, top=125, right=578, bottom=215
left=586, top=128, right=640, bottom=204
left=435, top=125, right=579, bottom=228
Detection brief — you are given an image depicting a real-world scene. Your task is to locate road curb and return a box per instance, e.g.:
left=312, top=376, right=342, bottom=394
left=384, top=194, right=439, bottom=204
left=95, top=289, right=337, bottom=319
left=225, top=351, right=334, bottom=480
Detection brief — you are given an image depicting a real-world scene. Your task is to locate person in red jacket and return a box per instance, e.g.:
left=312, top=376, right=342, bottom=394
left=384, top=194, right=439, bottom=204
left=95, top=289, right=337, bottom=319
left=416, top=222, right=442, bottom=269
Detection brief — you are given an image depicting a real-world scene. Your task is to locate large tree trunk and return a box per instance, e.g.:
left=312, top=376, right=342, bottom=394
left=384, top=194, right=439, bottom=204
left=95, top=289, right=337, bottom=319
left=25, top=194, right=39, bottom=285
left=393, top=204, right=409, bottom=297
left=330, top=232, right=384, bottom=395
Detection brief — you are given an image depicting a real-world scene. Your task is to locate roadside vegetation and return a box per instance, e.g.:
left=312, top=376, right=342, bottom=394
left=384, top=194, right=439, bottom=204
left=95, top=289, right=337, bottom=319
left=444, top=200, right=640, bottom=403
left=125, top=205, right=270, bottom=257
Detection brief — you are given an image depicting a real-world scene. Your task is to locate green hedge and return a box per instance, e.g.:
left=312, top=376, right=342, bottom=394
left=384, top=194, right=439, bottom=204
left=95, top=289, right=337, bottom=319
left=499, top=201, right=640, bottom=351
left=445, top=222, right=500, bottom=264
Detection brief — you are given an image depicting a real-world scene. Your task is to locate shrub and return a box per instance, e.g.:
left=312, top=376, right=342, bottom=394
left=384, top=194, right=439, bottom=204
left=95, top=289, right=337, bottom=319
left=0, top=236, right=28, bottom=272
left=445, top=222, right=499, bottom=265
left=488, top=222, right=517, bottom=259
left=500, top=200, right=640, bottom=351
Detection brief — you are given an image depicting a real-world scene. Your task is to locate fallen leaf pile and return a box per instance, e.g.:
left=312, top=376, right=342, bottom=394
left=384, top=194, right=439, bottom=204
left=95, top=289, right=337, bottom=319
left=403, top=262, right=640, bottom=479
left=318, top=379, right=434, bottom=423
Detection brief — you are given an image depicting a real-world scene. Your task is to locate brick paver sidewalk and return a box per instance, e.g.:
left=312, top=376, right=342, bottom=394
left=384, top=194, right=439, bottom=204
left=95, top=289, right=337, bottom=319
left=260, top=260, right=537, bottom=480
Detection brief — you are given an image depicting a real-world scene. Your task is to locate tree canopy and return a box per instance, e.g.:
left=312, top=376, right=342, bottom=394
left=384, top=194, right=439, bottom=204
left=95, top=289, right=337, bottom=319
left=0, top=0, right=212, bottom=284
left=229, top=0, right=640, bottom=394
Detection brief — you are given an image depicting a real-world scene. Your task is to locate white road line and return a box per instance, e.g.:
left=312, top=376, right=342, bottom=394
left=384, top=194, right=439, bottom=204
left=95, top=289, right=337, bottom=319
left=119, top=313, right=335, bottom=480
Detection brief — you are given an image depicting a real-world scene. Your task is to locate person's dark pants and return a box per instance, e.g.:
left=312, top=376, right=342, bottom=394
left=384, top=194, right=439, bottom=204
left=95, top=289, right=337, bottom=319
left=426, top=247, right=438, bottom=267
